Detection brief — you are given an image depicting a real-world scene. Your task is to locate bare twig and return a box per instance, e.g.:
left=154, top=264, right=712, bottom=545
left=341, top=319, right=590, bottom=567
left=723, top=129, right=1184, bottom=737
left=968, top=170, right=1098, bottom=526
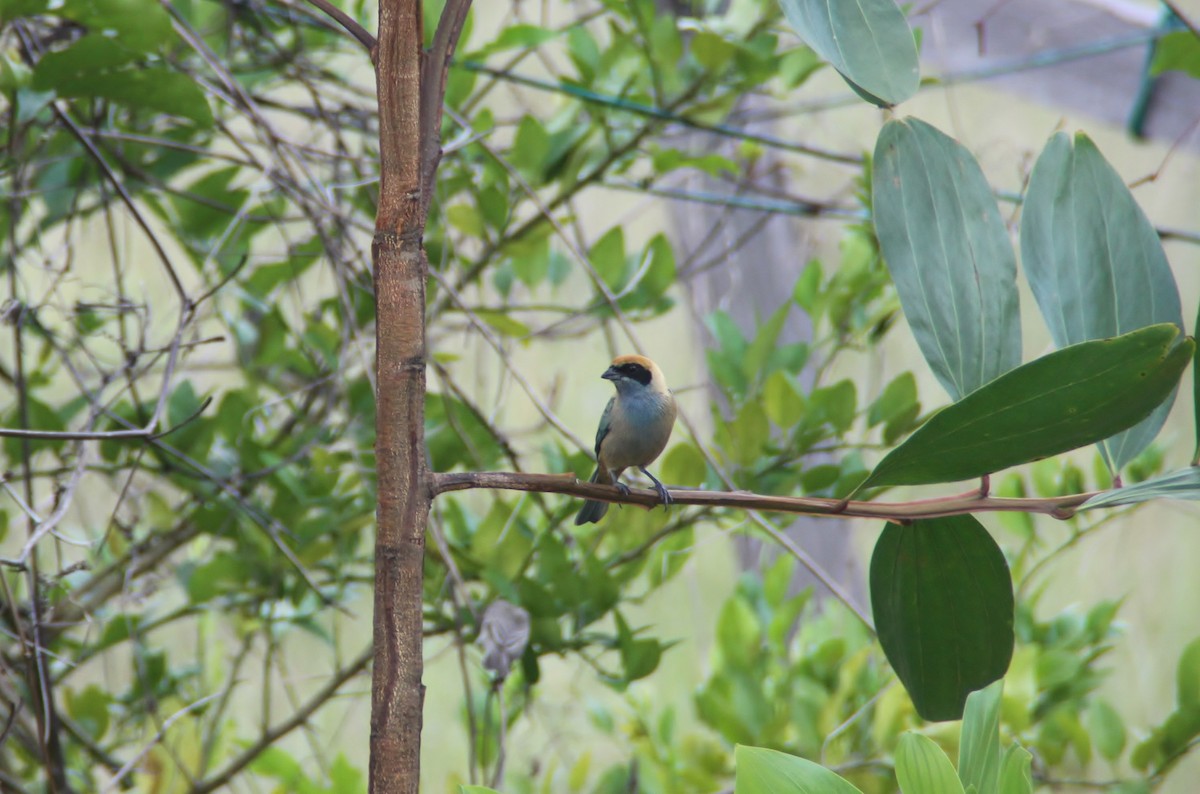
left=1161, top=0, right=1200, bottom=39
left=419, top=0, right=473, bottom=218
left=100, top=694, right=221, bottom=792
left=300, top=0, right=378, bottom=52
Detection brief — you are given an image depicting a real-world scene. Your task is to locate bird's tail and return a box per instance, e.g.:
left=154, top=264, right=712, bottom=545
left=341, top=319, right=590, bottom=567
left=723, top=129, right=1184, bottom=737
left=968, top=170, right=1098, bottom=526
left=575, top=466, right=609, bottom=525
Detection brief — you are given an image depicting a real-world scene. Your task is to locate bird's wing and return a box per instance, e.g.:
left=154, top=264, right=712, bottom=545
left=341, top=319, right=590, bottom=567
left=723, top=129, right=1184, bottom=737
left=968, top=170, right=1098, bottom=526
left=594, top=395, right=615, bottom=455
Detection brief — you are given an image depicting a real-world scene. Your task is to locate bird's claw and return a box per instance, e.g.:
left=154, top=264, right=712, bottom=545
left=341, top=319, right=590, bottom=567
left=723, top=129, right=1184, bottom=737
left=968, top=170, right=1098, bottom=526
left=615, top=482, right=631, bottom=497
left=653, top=481, right=673, bottom=508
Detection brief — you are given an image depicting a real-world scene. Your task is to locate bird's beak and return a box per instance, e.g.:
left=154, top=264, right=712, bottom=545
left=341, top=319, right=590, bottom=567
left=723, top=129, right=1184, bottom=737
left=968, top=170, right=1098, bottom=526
left=601, top=366, right=619, bottom=381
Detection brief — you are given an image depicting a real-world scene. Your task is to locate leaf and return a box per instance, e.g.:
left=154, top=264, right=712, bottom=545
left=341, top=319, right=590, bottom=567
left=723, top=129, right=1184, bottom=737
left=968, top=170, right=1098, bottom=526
left=1080, top=467, right=1200, bottom=510
left=1020, top=132, right=1184, bottom=471
left=809, top=380, right=857, bottom=434
left=590, top=227, right=627, bottom=292
left=470, top=23, right=558, bottom=57
left=861, top=325, right=1193, bottom=488
left=1177, top=637, right=1200, bottom=710
left=764, top=371, right=805, bottom=428
left=692, top=30, right=737, bottom=70
left=959, top=680, right=1003, bottom=794
left=0, top=0, right=49, bottom=17
left=793, top=259, right=823, bottom=316
left=47, top=67, right=213, bottom=126
left=615, top=612, right=664, bottom=682
left=997, top=744, right=1033, bottom=794
left=895, top=733, right=966, bottom=794
left=65, top=685, right=111, bottom=741
left=734, top=745, right=865, bottom=794
left=870, top=516, right=1014, bottom=721
left=661, top=443, right=706, bottom=486
left=1087, top=699, right=1126, bottom=761
left=868, top=372, right=917, bottom=427
left=624, top=233, right=675, bottom=308
left=872, top=118, right=1021, bottom=400
left=743, top=301, right=792, bottom=382
left=474, top=310, right=529, bottom=338
left=511, top=115, right=551, bottom=178
left=31, top=35, right=143, bottom=86
left=716, top=595, right=761, bottom=670
left=1151, top=31, right=1200, bottom=79
left=777, top=0, right=918, bottom=106
left=446, top=204, right=485, bottom=237
left=58, top=0, right=177, bottom=52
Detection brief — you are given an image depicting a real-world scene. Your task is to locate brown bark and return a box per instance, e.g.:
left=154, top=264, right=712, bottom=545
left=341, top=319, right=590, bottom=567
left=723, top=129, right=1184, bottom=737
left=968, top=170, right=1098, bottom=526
left=369, top=0, right=472, bottom=788
left=370, top=0, right=429, bottom=791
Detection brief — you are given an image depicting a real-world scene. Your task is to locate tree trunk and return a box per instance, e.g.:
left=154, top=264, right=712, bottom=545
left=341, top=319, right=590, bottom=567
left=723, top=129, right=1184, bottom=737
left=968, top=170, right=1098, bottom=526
left=370, top=0, right=430, bottom=790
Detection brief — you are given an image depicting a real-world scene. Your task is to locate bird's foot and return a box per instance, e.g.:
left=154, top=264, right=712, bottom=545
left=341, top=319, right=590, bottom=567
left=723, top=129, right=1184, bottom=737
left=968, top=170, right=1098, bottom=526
left=614, top=481, right=631, bottom=497
left=640, top=467, right=672, bottom=508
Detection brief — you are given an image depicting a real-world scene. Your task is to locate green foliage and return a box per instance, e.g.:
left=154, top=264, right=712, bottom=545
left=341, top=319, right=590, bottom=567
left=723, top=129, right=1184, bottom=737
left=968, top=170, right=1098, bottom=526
left=2, top=0, right=1197, bottom=789
left=730, top=680, right=1037, bottom=794
left=1132, top=636, right=1200, bottom=774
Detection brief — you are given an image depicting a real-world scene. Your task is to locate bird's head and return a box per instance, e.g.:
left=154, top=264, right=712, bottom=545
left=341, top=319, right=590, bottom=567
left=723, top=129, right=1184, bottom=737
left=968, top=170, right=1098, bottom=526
left=602, top=354, right=669, bottom=396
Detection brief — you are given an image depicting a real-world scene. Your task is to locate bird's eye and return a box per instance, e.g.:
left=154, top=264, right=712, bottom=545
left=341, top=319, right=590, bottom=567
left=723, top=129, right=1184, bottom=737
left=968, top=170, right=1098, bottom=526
left=616, top=363, right=651, bottom=385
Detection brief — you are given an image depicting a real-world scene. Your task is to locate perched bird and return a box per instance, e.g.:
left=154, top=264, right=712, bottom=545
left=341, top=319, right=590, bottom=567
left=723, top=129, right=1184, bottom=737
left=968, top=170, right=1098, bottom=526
left=575, top=355, right=678, bottom=525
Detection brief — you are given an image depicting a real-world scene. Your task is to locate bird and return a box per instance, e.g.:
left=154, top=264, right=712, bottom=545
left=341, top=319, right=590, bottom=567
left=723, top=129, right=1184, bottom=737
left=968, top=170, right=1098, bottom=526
left=575, top=354, right=678, bottom=525
left=479, top=599, right=531, bottom=681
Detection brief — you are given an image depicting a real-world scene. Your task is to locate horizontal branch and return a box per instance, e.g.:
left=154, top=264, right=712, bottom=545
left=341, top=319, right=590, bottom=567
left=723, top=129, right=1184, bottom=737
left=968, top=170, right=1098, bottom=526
left=433, top=471, right=1096, bottom=520
left=0, top=397, right=211, bottom=442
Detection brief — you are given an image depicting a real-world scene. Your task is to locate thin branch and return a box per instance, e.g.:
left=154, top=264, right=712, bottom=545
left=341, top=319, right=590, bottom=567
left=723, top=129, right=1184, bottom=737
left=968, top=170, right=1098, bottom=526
left=433, top=471, right=1097, bottom=521
left=101, top=694, right=222, bottom=792
left=0, top=395, right=211, bottom=443
left=420, top=0, right=474, bottom=218
left=1162, top=0, right=1200, bottom=39
left=457, top=60, right=863, bottom=165
left=300, top=0, right=378, bottom=52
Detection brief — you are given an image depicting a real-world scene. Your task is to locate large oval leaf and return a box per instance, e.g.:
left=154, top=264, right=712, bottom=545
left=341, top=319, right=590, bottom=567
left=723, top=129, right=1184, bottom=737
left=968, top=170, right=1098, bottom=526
left=1021, top=132, right=1184, bottom=471
left=778, top=0, right=918, bottom=106
left=734, top=745, right=864, bottom=794
left=861, top=324, right=1192, bottom=489
left=874, top=118, right=1021, bottom=400
left=871, top=516, right=1014, bottom=722
left=895, top=733, right=966, bottom=794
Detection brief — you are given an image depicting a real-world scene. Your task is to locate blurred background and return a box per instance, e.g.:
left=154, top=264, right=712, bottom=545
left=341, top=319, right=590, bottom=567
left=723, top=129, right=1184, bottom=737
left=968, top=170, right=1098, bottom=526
left=1, top=0, right=1199, bottom=791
